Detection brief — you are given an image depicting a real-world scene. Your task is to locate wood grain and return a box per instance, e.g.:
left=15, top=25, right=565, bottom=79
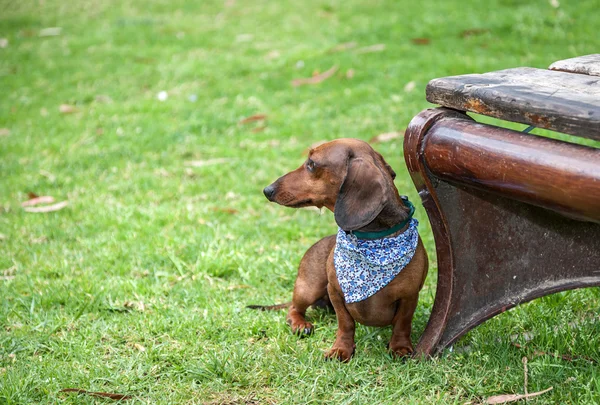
left=426, top=67, right=600, bottom=140
left=423, top=117, right=600, bottom=223
left=549, top=54, right=600, bottom=77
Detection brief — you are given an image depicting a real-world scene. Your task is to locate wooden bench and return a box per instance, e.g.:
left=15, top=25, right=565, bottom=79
left=404, top=54, right=600, bottom=356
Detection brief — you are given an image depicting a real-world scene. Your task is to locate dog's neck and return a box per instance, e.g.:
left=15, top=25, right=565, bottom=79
left=356, top=193, right=411, bottom=234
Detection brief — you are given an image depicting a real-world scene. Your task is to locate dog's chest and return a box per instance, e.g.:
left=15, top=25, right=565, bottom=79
left=344, top=292, right=399, bottom=326
left=333, top=219, right=419, bottom=304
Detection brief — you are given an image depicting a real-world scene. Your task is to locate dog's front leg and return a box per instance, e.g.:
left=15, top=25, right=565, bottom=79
left=286, top=236, right=334, bottom=336
left=388, top=295, right=419, bottom=357
left=324, top=285, right=355, bottom=362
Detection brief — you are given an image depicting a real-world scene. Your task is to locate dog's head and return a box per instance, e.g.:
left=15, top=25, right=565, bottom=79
left=263, top=138, right=399, bottom=231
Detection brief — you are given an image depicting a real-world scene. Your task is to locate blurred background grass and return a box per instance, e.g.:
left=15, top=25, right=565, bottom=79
left=1, top=0, right=599, bottom=403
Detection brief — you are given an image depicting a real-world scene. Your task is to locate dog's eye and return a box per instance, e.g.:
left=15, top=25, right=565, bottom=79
left=306, top=159, right=316, bottom=172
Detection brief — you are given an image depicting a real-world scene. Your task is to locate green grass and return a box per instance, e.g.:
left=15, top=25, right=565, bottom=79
left=1, top=0, right=600, bottom=403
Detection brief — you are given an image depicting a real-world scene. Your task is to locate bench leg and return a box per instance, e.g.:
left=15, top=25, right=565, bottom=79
left=404, top=108, right=600, bottom=356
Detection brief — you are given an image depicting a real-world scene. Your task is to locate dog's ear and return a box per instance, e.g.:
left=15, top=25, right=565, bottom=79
left=373, top=150, right=396, bottom=180
left=334, top=157, right=387, bottom=231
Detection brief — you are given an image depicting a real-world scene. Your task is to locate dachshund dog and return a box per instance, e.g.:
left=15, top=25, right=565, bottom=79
left=258, top=138, right=428, bottom=361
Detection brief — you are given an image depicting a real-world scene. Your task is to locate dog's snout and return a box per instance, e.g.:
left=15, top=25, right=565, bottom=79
left=263, top=184, right=276, bottom=201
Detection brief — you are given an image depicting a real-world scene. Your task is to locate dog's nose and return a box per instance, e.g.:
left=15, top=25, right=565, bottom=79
left=263, top=184, right=276, bottom=201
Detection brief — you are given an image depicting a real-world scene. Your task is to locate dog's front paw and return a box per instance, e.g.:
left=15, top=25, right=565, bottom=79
left=388, top=341, right=414, bottom=358
left=287, top=319, right=314, bottom=337
left=324, top=345, right=354, bottom=362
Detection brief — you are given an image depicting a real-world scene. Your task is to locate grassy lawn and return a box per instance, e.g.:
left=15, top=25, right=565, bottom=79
left=1, top=0, right=600, bottom=403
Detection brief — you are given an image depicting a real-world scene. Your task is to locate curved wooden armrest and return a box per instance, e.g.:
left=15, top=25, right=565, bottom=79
left=405, top=108, right=600, bottom=356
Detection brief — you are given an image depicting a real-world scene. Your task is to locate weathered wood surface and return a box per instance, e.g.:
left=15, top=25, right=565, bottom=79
left=426, top=67, right=600, bottom=140
left=550, top=54, right=600, bottom=77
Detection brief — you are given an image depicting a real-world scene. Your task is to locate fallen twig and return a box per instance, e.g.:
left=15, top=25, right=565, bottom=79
left=292, top=66, right=338, bottom=87
left=252, top=126, right=267, bottom=133
left=522, top=356, right=528, bottom=396
left=239, top=114, right=267, bottom=124
left=328, top=42, right=357, bottom=53
left=60, top=388, right=132, bottom=401
left=21, top=196, right=55, bottom=207
left=411, top=37, right=431, bottom=45
left=23, top=201, right=68, bottom=213
left=485, top=387, right=553, bottom=404
left=59, top=104, right=78, bottom=114
left=355, top=44, right=386, bottom=54
left=370, top=131, right=404, bottom=143
left=460, top=28, right=490, bottom=38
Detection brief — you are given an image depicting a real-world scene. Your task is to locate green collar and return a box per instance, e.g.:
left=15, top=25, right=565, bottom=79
left=351, top=199, right=415, bottom=240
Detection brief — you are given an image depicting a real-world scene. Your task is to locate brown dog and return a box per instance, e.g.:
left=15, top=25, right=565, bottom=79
left=260, top=138, right=428, bottom=361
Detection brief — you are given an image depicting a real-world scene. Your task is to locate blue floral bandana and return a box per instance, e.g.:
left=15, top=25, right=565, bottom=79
left=333, top=219, right=419, bottom=303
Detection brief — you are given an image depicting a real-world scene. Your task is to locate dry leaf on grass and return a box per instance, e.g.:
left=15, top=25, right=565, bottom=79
left=411, top=37, right=431, bottom=45
left=355, top=44, right=386, bottom=53
left=0, top=128, right=10, bottom=137
left=236, top=33, right=253, bottom=42
left=404, top=81, right=416, bottom=92
left=30, top=235, right=48, bottom=244
left=211, top=207, right=239, bottom=215
left=60, top=388, right=132, bottom=401
left=239, top=114, right=268, bottom=132
left=133, top=343, right=146, bottom=352
left=266, top=50, right=280, bottom=60
left=23, top=201, right=68, bottom=213
left=328, top=42, right=357, bottom=53
left=292, top=66, right=338, bottom=87
left=0, top=38, right=8, bottom=48
left=510, top=331, right=535, bottom=342
left=485, top=387, right=553, bottom=404
left=95, top=95, right=113, bottom=103
left=185, top=158, right=232, bottom=167
left=227, top=284, right=251, bottom=290
left=225, top=191, right=239, bottom=200
left=460, top=28, right=490, bottom=38
left=124, top=301, right=145, bottom=312
left=21, top=196, right=55, bottom=207
left=59, top=104, right=78, bottom=114
left=39, top=170, right=56, bottom=181
left=346, top=69, right=355, bottom=79
left=20, top=29, right=36, bottom=38
left=1, top=266, right=16, bottom=281
left=154, top=168, right=171, bottom=177
left=39, top=27, right=62, bottom=37
left=370, top=132, right=404, bottom=143
left=239, top=114, right=267, bottom=124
